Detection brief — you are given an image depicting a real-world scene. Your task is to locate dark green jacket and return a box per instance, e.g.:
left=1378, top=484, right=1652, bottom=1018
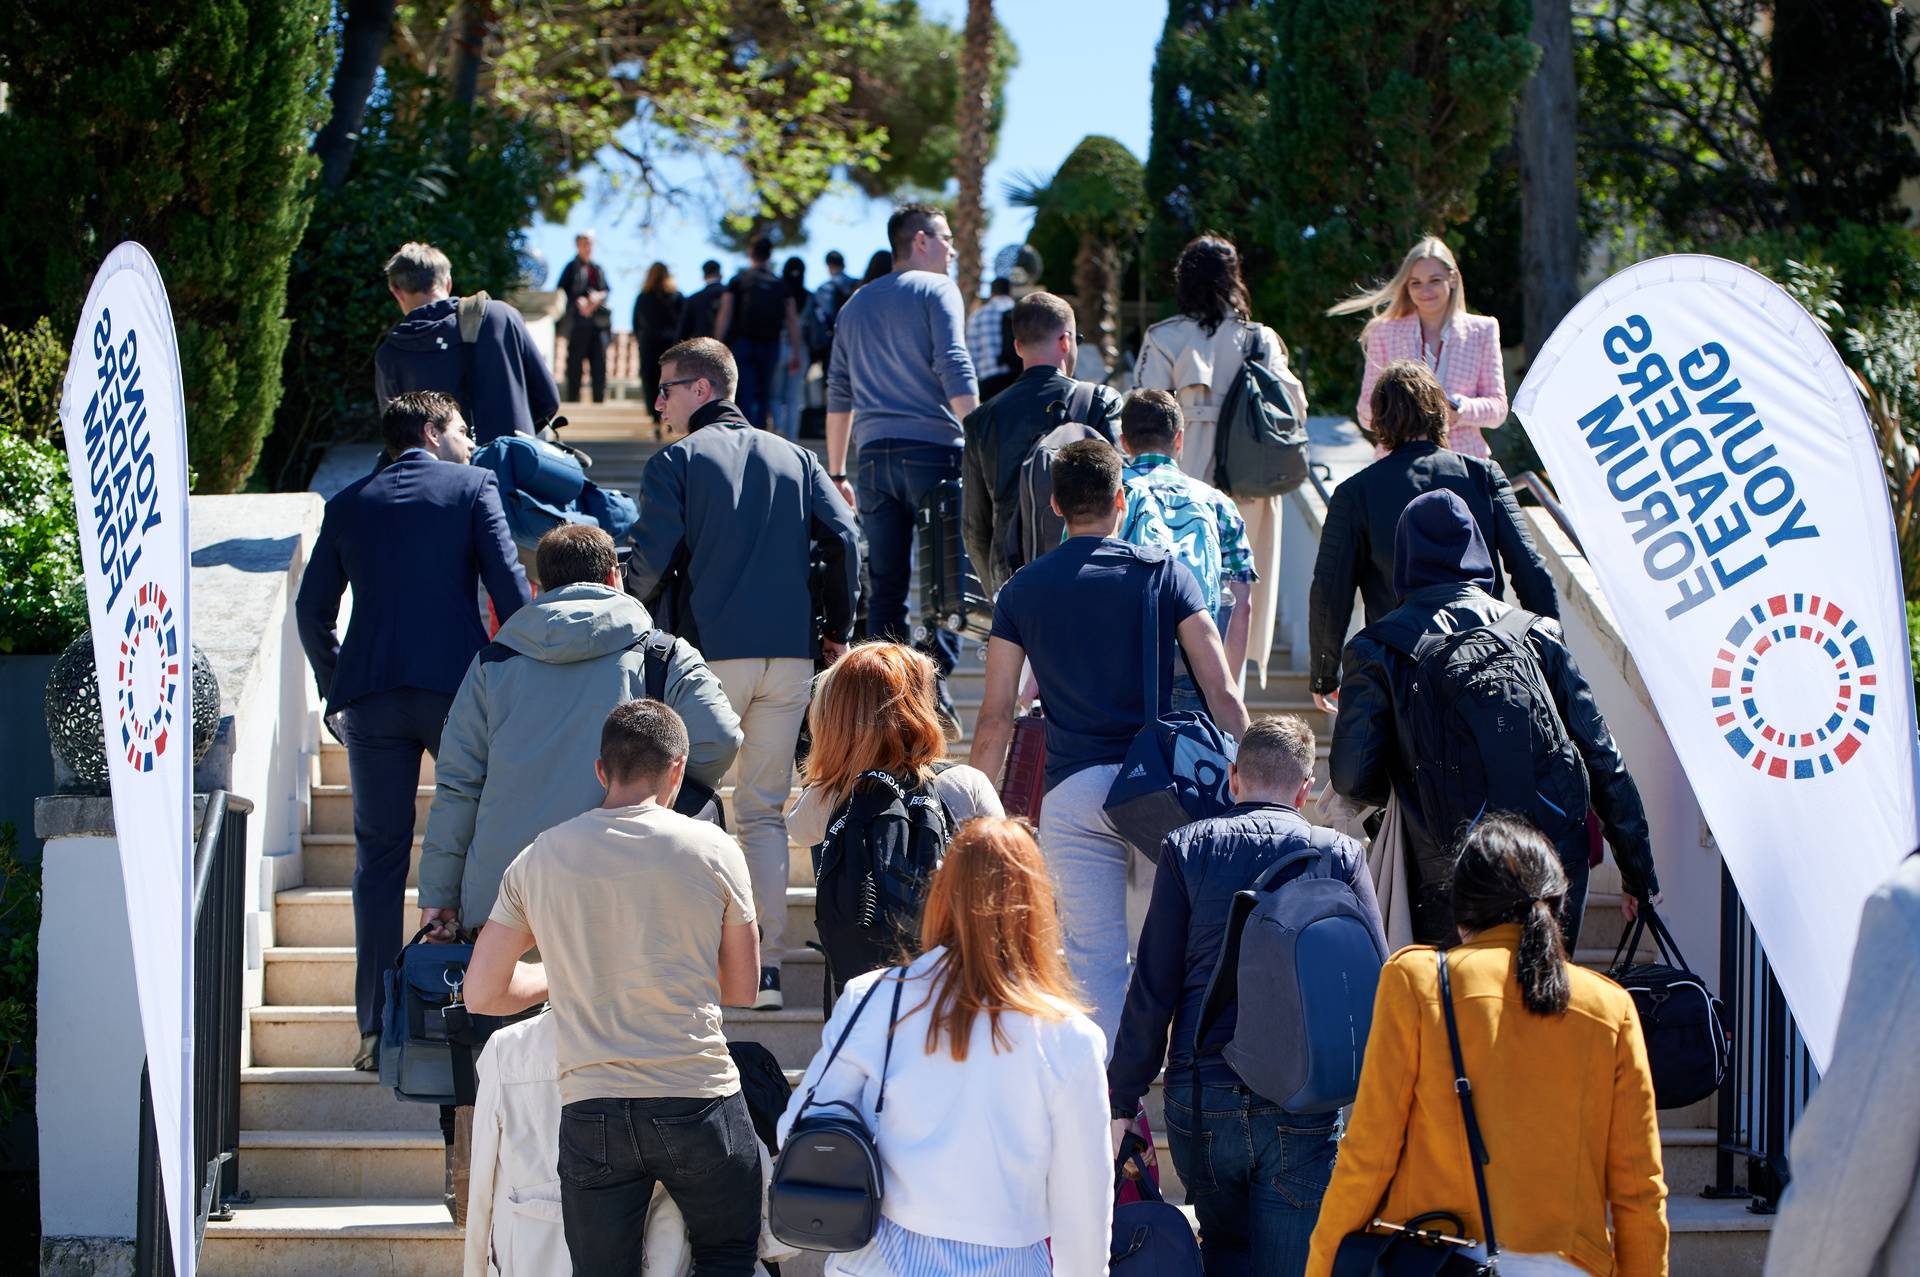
left=960, top=365, right=1122, bottom=594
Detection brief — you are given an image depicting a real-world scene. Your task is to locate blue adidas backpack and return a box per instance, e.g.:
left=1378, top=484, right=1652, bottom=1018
left=1195, top=828, right=1388, bottom=1113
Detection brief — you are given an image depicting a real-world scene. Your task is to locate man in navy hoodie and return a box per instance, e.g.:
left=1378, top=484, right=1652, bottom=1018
left=374, top=242, right=562, bottom=443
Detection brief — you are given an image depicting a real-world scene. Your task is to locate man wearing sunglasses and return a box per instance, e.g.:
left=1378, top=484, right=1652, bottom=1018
left=627, top=338, right=860, bottom=1010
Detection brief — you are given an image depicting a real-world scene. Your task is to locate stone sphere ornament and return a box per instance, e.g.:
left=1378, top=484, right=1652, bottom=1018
left=44, top=628, right=222, bottom=791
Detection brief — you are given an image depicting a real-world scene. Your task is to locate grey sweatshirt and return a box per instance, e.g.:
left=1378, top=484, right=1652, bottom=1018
left=417, top=583, right=743, bottom=926
left=825, top=269, right=977, bottom=448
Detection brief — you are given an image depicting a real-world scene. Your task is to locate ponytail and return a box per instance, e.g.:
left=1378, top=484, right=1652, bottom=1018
left=1515, top=898, right=1571, bottom=1016
left=1452, top=812, right=1572, bottom=1018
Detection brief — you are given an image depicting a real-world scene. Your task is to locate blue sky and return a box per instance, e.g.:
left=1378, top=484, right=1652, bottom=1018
left=524, top=0, right=1163, bottom=326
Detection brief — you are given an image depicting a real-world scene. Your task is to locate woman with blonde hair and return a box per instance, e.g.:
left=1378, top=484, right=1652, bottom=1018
left=1137, top=233, right=1309, bottom=687
left=1306, top=814, right=1668, bottom=1277
left=778, top=817, right=1113, bottom=1274
left=1330, top=235, right=1508, bottom=458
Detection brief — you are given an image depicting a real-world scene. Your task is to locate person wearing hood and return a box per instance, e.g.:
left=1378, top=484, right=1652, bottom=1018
left=1329, top=489, right=1659, bottom=946
left=417, top=523, right=743, bottom=942
left=1309, top=358, right=1557, bottom=713
left=374, top=241, right=562, bottom=443
left=627, top=337, right=861, bottom=1011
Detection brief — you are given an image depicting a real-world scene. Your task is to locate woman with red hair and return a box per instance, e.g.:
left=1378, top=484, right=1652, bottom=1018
left=786, top=640, right=1004, bottom=853
left=778, top=817, right=1113, bottom=1274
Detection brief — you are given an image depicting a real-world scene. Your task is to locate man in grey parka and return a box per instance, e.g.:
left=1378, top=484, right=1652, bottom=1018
left=417, top=524, right=743, bottom=935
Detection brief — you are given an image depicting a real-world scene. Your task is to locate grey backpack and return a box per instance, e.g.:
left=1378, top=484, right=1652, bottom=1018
left=1212, top=325, right=1308, bottom=499
left=1195, top=829, right=1387, bottom=1112
left=1011, top=383, right=1101, bottom=568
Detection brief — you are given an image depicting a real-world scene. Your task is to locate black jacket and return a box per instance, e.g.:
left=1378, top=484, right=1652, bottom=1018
left=556, top=258, right=612, bottom=334
left=1309, top=442, right=1558, bottom=694
left=1107, top=802, right=1378, bottom=1113
left=632, top=289, right=684, bottom=350
left=960, top=364, right=1123, bottom=594
left=1330, top=583, right=1659, bottom=905
left=625, top=399, right=859, bottom=661
left=677, top=281, right=726, bottom=341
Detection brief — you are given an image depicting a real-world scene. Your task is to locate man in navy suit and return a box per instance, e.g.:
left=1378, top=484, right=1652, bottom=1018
left=297, top=391, right=532, bottom=1069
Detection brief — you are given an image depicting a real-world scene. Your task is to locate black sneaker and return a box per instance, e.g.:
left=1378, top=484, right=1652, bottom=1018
left=353, top=1031, right=379, bottom=1072
left=753, top=966, right=783, bottom=1010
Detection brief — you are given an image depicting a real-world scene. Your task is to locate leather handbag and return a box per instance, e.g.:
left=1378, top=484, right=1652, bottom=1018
left=768, top=969, right=906, bottom=1252
left=1331, top=950, right=1500, bottom=1276
left=999, top=700, right=1049, bottom=821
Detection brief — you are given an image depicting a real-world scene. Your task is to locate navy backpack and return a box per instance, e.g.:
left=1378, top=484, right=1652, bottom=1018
left=1195, top=828, right=1388, bottom=1113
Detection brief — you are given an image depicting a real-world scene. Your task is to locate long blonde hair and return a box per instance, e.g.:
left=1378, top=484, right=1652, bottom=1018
left=1326, top=235, right=1467, bottom=340
left=917, top=818, right=1086, bottom=1061
left=803, top=642, right=949, bottom=810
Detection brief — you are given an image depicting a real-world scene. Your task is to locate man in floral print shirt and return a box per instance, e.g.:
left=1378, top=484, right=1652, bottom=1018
left=1117, top=388, right=1256, bottom=705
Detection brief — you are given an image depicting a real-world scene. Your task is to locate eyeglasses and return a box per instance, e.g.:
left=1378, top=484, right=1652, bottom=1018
left=921, top=228, right=955, bottom=246
left=656, top=377, right=704, bottom=400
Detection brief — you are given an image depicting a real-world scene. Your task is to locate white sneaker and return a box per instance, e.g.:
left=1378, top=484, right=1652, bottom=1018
left=753, top=966, right=783, bottom=1010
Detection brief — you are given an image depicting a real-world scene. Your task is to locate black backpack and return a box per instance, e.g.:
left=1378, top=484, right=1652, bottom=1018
left=727, top=1040, right=794, bottom=1155
left=637, top=629, right=725, bottom=829
left=734, top=267, right=790, bottom=341
left=806, top=275, right=855, bottom=359
left=1009, top=382, right=1101, bottom=569
left=811, top=769, right=953, bottom=999
left=1383, top=609, right=1587, bottom=856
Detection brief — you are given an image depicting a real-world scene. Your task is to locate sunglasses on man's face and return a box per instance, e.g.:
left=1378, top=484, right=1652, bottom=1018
left=656, top=377, right=704, bottom=400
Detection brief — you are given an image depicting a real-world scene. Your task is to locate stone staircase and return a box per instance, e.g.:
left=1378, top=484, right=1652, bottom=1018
left=206, top=406, right=1771, bottom=1273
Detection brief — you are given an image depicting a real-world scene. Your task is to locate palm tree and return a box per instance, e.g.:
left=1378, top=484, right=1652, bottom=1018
left=1007, top=135, right=1147, bottom=369
left=952, top=0, right=995, bottom=305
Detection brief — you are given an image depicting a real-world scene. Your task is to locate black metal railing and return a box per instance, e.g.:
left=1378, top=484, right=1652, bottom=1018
left=1710, top=862, right=1820, bottom=1212
left=134, top=790, right=253, bottom=1277
left=1512, top=470, right=1584, bottom=555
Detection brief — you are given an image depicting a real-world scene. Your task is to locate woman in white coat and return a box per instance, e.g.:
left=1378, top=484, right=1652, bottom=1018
left=1136, top=234, right=1308, bottom=687
left=778, top=817, right=1113, bottom=1275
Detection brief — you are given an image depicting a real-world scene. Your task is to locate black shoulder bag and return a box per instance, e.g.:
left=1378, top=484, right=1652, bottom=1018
left=635, top=628, right=724, bottom=828
left=1332, top=949, right=1501, bottom=1276
left=768, top=968, right=907, bottom=1252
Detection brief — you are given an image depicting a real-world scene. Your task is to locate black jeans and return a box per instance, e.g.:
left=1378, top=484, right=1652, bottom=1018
left=337, top=687, right=452, bottom=1035
left=559, top=1092, right=761, bottom=1276
left=566, top=324, right=609, bottom=402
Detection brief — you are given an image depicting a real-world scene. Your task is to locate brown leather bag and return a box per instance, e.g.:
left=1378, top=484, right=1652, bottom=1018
left=1000, top=701, right=1048, bottom=820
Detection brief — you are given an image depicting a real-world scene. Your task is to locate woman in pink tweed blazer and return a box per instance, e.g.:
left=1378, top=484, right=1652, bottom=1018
left=1331, top=236, right=1508, bottom=459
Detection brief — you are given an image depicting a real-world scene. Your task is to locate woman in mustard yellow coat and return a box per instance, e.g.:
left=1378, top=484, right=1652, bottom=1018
left=1306, top=815, right=1670, bottom=1277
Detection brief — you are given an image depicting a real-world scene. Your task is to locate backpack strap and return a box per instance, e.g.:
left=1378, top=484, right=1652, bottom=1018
left=632, top=629, right=675, bottom=701
left=1066, top=379, right=1096, bottom=424
left=1489, top=608, right=1537, bottom=642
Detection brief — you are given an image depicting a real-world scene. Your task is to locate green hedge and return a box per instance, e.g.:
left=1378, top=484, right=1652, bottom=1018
left=0, top=435, right=85, bottom=656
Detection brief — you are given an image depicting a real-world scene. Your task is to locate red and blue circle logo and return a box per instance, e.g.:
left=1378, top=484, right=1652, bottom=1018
left=1711, top=592, right=1876, bottom=780
left=115, top=582, right=181, bottom=773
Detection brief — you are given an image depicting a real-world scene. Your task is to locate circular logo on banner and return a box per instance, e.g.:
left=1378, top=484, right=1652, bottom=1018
left=1711, top=592, right=1878, bottom=780
left=116, top=582, right=181, bottom=774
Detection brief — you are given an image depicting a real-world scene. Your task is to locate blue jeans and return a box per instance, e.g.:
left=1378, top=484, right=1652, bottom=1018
left=855, top=437, right=963, bottom=668
left=559, top=1092, right=761, bottom=1275
left=1164, top=1086, right=1340, bottom=1277
left=731, top=335, right=781, bottom=428
left=768, top=334, right=805, bottom=439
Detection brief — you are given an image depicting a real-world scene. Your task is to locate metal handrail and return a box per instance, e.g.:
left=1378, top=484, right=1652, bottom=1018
left=1710, top=863, right=1819, bottom=1212
left=1307, top=460, right=1334, bottom=506
left=1512, top=470, right=1584, bottom=555
left=134, top=790, right=253, bottom=1277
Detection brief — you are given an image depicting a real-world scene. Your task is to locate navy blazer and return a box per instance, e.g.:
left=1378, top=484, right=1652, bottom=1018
left=297, top=450, right=531, bottom=712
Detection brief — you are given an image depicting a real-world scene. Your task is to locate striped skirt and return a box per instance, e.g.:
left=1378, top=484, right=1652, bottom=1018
left=828, top=1217, right=1053, bottom=1276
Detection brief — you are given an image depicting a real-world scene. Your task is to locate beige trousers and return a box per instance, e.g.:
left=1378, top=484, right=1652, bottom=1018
left=708, top=657, right=815, bottom=959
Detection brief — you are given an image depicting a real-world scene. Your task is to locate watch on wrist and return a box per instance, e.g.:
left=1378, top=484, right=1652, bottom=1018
left=830, top=471, right=848, bottom=482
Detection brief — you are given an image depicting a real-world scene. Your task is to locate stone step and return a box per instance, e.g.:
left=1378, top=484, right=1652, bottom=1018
left=250, top=1004, right=829, bottom=1070
left=274, top=883, right=821, bottom=955
left=200, top=1198, right=461, bottom=1277
left=1667, top=1193, right=1772, bottom=1274
left=240, top=1067, right=442, bottom=1132
left=263, top=944, right=826, bottom=1012
left=238, top=1129, right=444, bottom=1199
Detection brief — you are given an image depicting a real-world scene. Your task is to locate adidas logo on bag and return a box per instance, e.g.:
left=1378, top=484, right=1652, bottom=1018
left=1127, top=764, right=1148, bottom=780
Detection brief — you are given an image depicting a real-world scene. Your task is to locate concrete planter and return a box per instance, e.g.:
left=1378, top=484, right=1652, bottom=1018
left=0, top=654, right=57, bottom=857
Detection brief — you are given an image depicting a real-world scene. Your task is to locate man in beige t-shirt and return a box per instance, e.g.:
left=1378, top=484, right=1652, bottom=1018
left=465, top=699, right=763, bottom=1274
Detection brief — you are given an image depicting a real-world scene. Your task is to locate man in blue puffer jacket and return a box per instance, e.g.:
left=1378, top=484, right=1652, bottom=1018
left=1108, top=715, right=1380, bottom=1276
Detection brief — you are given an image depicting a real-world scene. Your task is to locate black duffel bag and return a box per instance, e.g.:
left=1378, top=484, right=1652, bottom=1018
left=1605, top=904, right=1730, bottom=1109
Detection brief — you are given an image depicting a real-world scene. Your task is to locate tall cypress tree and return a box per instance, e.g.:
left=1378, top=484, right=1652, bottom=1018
left=0, top=2, right=330, bottom=492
